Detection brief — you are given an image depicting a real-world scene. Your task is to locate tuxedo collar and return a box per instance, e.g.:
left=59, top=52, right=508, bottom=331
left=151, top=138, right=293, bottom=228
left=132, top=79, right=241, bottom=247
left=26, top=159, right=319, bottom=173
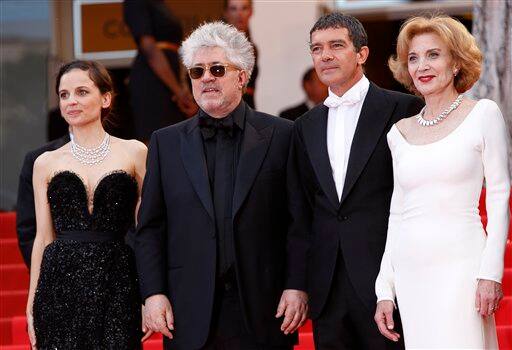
left=302, top=83, right=396, bottom=209
left=180, top=103, right=274, bottom=220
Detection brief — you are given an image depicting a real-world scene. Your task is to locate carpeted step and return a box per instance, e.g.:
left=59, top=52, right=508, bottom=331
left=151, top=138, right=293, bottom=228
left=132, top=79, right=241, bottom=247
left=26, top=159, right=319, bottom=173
left=498, top=325, right=512, bottom=350
left=10, top=316, right=28, bottom=345
left=300, top=319, right=312, bottom=332
left=297, top=331, right=314, bottom=348
left=496, top=296, right=512, bottom=326
left=504, top=268, right=512, bottom=296
left=0, top=264, right=29, bottom=291
left=506, top=240, right=512, bottom=268
left=0, top=318, right=12, bottom=345
left=0, top=345, right=27, bottom=350
left=0, top=291, right=27, bottom=318
left=0, top=213, right=16, bottom=240
left=142, top=338, right=164, bottom=350
left=0, top=239, right=24, bottom=266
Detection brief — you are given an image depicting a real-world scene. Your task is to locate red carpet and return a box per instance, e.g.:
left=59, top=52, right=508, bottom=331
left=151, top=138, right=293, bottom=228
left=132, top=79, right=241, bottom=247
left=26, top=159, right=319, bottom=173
left=1, top=188, right=511, bottom=349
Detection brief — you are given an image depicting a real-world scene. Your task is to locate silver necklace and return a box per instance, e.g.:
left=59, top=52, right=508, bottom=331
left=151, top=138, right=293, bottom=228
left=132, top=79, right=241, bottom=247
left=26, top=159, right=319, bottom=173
left=416, top=94, right=464, bottom=127
left=71, top=132, right=111, bottom=166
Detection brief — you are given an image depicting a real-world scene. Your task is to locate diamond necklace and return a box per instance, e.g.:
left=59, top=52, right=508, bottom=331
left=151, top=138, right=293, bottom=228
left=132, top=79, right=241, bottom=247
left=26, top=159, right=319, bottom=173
left=416, top=94, right=464, bottom=127
left=71, top=132, right=111, bottom=166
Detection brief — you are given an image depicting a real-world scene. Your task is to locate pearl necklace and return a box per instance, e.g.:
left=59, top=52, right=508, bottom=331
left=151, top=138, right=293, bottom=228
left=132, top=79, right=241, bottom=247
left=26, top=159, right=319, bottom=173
left=71, top=132, right=111, bottom=166
left=416, top=94, right=464, bottom=127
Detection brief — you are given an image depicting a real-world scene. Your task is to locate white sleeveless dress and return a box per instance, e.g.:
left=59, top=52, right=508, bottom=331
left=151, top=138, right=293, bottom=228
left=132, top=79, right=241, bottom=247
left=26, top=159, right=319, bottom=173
left=375, top=99, right=510, bottom=349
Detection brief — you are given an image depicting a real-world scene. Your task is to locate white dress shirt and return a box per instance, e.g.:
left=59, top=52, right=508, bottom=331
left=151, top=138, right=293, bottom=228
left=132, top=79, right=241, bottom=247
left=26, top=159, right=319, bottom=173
left=324, top=75, right=370, bottom=201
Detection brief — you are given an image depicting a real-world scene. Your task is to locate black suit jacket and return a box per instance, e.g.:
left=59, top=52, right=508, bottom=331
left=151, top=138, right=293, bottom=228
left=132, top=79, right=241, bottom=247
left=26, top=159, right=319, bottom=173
left=16, top=135, right=70, bottom=268
left=135, top=104, right=305, bottom=349
left=291, top=83, right=423, bottom=318
left=279, top=102, right=309, bottom=121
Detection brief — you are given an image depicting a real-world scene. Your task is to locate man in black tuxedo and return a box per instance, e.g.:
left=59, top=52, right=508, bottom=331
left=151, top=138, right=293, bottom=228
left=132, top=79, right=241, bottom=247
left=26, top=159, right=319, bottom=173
left=290, top=13, right=424, bottom=349
left=279, top=67, right=327, bottom=121
left=16, top=134, right=70, bottom=268
left=135, top=21, right=308, bottom=350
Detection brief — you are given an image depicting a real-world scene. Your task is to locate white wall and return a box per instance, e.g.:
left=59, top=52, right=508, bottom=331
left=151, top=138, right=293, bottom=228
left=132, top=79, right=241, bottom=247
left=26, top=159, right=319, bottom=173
left=250, top=1, right=323, bottom=115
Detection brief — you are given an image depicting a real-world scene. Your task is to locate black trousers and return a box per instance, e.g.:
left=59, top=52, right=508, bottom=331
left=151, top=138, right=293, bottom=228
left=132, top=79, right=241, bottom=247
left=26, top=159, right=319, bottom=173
left=201, top=279, right=292, bottom=350
left=312, top=251, right=405, bottom=350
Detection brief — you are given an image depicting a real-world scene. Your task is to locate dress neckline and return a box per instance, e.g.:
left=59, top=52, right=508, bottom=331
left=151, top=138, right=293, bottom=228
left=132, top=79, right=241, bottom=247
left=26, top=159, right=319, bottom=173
left=392, top=99, right=483, bottom=148
left=49, top=170, right=134, bottom=216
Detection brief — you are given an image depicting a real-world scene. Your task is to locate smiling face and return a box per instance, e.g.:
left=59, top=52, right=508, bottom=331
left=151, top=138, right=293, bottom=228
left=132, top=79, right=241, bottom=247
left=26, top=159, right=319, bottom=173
left=407, top=32, right=458, bottom=97
left=58, top=69, right=111, bottom=127
left=190, top=47, right=247, bottom=118
left=310, top=27, right=368, bottom=96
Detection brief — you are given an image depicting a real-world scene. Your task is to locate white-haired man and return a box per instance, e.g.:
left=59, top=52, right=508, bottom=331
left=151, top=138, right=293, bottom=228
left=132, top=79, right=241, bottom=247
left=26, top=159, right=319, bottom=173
left=135, top=22, right=308, bottom=350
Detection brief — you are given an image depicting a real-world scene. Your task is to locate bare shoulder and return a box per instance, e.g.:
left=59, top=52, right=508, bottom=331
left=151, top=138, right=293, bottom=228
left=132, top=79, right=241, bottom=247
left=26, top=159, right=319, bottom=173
left=464, top=98, right=478, bottom=107
left=33, top=148, right=61, bottom=181
left=115, top=137, right=147, bottom=155
left=395, top=116, right=416, bottom=134
left=111, top=138, right=147, bottom=167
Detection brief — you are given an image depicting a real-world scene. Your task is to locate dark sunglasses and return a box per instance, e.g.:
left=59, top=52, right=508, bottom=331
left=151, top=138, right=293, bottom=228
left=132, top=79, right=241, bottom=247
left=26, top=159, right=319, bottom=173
left=188, top=63, right=240, bottom=79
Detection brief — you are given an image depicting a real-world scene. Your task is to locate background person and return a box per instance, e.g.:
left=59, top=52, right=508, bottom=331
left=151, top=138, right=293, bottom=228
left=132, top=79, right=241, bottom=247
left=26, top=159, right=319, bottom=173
left=124, top=0, right=196, bottom=143
left=16, top=131, right=70, bottom=269
left=223, top=0, right=259, bottom=108
left=279, top=67, right=328, bottom=121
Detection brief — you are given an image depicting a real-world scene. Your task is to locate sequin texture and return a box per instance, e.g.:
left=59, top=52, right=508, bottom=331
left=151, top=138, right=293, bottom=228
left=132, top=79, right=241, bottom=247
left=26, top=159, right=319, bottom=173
left=33, top=171, right=141, bottom=349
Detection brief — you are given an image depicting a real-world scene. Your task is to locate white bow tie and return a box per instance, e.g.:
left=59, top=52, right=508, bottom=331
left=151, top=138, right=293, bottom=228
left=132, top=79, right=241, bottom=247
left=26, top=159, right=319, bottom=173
left=323, top=94, right=360, bottom=108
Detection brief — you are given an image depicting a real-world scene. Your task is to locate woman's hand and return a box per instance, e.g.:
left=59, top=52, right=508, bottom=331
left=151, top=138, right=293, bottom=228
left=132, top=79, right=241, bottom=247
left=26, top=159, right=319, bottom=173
left=26, top=310, right=37, bottom=349
left=374, top=300, right=400, bottom=342
left=141, top=305, right=154, bottom=342
left=476, top=279, right=503, bottom=316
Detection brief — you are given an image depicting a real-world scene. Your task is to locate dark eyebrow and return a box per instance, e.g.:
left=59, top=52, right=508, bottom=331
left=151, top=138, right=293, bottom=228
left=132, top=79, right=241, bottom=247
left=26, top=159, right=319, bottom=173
left=310, top=39, right=346, bottom=47
left=58, top=85, right=89, bottom=94
left=329, top=39, right=346, bottom=45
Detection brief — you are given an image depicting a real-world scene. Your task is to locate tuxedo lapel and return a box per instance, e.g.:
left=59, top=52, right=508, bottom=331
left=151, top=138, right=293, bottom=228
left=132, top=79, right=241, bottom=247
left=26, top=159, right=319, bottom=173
left=232, top=109, right=273, bottom=217
left=180, top=118, right=215, bottom=220
left=340, top=84, right=395, bottom=205
left=302, top=105, right=339, bottom=209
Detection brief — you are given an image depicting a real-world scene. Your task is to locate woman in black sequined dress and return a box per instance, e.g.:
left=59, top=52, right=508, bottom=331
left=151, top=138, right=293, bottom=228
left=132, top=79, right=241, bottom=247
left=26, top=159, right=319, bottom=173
left=25, top=60, right=150, bottom=349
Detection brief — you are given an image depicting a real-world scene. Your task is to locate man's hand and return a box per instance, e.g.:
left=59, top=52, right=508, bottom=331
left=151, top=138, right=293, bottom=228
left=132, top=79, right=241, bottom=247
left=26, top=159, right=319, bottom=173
left=144, top=294, right=174, bottom=339
left=476, top=279, right=503, bottom=316
left=374, top=300, right=400, bottom=342
left=141, top=305, right=154, bottom=342
left=275, top=289, right=308, bottom=334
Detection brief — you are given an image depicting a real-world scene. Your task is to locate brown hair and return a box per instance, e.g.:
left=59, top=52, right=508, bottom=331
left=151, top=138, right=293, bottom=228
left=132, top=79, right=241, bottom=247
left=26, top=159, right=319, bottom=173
left=56, top=60, right=115, bottom=127
left=389, top=15, right=482, bottom=94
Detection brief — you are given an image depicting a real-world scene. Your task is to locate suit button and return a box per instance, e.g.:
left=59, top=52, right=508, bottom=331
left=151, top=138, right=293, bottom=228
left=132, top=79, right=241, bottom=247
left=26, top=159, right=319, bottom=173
left=337, top=214, right=348, bottom=222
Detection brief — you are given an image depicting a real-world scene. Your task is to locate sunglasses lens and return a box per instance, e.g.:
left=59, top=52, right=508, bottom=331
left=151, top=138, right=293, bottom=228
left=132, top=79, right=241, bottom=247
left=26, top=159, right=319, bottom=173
left=189, top=67, right=204, bottom=79
left=210, top=65, right=226, bottom=77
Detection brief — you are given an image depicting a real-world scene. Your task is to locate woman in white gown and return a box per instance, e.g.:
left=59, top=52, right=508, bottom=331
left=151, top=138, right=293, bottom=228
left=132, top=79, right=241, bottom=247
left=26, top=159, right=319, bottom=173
left=374, top=15, right=510, bottom=349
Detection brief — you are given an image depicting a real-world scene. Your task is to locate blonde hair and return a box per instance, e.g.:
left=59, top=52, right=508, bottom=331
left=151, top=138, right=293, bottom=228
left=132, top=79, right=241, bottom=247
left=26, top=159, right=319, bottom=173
left=389, top=15, right=482, bottom=94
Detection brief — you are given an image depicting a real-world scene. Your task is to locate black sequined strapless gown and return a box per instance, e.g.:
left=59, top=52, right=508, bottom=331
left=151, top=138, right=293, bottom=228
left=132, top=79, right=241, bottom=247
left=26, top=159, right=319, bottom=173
left=33, top=171, right=141, bottom=349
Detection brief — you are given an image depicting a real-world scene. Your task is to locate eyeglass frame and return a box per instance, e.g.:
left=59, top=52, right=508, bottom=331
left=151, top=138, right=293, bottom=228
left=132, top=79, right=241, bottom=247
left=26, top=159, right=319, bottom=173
left=187, top=63, right=242, bottom=80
